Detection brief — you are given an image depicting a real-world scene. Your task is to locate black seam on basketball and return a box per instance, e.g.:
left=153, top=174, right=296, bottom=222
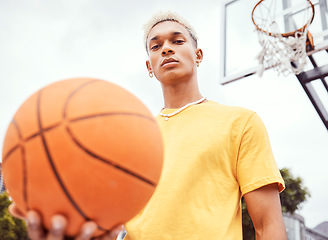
left=3, top=123, right=62, bottom=160
left=62, top=79, right=156, bottom=187
left=69, top=112, right=156, bottom=123
left=25, top=132, right=40, bottom=141
left=61, top=78, right=155, bottom=123
left=2, top=145, right=19, bottom=164
left=60, top=80, right=155, bottom=231
left=65, top=125, right=156, bottom=187
left=24, top=123, right=62, bottom=142
left=12, top=120, right=29, bottom=211
left=21, top=143, right=29, bottom=211
left=62, top=79, right=117, bottom=231
left=36, top=90, right=93, bottom=223
left=7, top=112, right=153, bottom=148
left=63, top=79, right=98, bottom=119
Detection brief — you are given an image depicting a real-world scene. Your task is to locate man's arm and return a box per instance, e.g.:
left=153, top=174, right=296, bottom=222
left=243, top=183, right=287, bottom=240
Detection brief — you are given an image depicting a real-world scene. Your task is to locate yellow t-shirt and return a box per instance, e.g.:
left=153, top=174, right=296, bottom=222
left=124, top=100, right=284, bottom=240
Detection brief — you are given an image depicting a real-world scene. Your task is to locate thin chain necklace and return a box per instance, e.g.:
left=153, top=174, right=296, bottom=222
left=159, top=97, right=206, bottom=121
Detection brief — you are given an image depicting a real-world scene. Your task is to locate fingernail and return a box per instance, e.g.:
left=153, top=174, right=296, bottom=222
left=81, top=228, right=93, bottom=238
left=52, top=224, right=64, bottom=236
left=26, top=217, right=38, bottom=230
left=53, top=220, right=63, bottom=230
left=51, top=217, right=66, bottom=236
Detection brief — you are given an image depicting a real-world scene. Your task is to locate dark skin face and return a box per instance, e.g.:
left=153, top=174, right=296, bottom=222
left=146, top=21, right=203, bottom=87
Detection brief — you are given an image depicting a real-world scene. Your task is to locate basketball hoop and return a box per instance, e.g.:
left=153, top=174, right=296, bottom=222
left=252, top=0, right=315, bottom=77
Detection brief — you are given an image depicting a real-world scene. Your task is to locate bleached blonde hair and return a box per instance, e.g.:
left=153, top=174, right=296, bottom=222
left=143, top=11, right=198, bottom=52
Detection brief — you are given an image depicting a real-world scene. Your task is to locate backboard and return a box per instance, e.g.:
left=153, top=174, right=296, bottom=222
left=221, top=0, right=328, bottom=84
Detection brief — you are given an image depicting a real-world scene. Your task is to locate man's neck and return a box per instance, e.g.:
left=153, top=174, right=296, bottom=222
left=161, top=79, right=203, bottom=109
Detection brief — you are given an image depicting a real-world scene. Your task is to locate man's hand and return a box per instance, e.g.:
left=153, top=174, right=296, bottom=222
left=8, top=203, right=124, bottom=240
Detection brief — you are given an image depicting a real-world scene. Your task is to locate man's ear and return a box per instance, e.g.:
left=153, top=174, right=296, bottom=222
left=146, top=60, right=152, bottom=73
left=195, top=48, right=203, bottom=63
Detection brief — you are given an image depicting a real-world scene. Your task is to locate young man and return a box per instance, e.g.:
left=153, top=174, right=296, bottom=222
left=9, top=12, right=287, bottom=240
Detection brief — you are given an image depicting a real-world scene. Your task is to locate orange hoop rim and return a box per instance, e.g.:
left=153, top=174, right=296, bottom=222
left=251, top=0, right=315, bottom=37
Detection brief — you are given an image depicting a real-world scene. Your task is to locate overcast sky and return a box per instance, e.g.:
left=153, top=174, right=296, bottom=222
left=0, top=0, right=327, bottom=229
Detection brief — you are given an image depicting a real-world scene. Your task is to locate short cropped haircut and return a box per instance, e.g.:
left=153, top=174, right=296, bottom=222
left=143, top=11, right=198, bottom=52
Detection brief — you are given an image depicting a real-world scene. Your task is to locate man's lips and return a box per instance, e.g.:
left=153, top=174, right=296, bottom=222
left=161, top=58, right=179, bottom=67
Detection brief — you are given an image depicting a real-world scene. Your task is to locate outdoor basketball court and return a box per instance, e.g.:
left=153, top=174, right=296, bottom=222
left=221, top=0, right=328, bottom=130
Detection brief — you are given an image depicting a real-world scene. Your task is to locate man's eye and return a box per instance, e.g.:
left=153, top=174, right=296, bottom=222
left=151, top=45, right=160, bottom=50
left=174, top=40, right=185, bottom=44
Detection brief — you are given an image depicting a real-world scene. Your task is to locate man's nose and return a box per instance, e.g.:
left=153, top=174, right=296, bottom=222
left=162, top=42, right=175, bottom=56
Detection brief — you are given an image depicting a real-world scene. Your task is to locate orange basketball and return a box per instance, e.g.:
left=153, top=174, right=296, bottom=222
left=1, top=78, right=163, bottom=237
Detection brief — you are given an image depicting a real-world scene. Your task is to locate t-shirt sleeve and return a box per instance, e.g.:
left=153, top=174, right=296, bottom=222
left=236, top=112, right=285, bottom=196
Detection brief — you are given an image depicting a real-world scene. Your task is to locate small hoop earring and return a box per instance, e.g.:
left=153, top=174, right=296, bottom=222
left=149, top=71, right=153, bottom=78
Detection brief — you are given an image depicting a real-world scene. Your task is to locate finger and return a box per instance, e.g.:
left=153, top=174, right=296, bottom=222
left=26, top=211, right=45, bottom=240
left=75, top=221, right=98, bottom=240
left=101, top=225, right=125, bottom=240
left=8, top=202, right=25, bottom=219
left=46, top=215, right=67, bottom=240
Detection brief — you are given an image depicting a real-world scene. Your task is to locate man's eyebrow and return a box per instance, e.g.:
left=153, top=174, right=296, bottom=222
left=150, top=36, right=158, bottom=42
left=149, top=31, right=185, bottom=42
left=172, top=31, right=183, bottom=36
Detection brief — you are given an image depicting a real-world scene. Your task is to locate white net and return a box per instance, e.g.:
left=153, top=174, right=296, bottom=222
left=256, top=25, right=310, bottom=77
left=252, top=0, right=314, bottom=77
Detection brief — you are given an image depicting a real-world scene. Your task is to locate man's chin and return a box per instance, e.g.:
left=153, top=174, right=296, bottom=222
left=159, top=71, right=191, bottom=85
